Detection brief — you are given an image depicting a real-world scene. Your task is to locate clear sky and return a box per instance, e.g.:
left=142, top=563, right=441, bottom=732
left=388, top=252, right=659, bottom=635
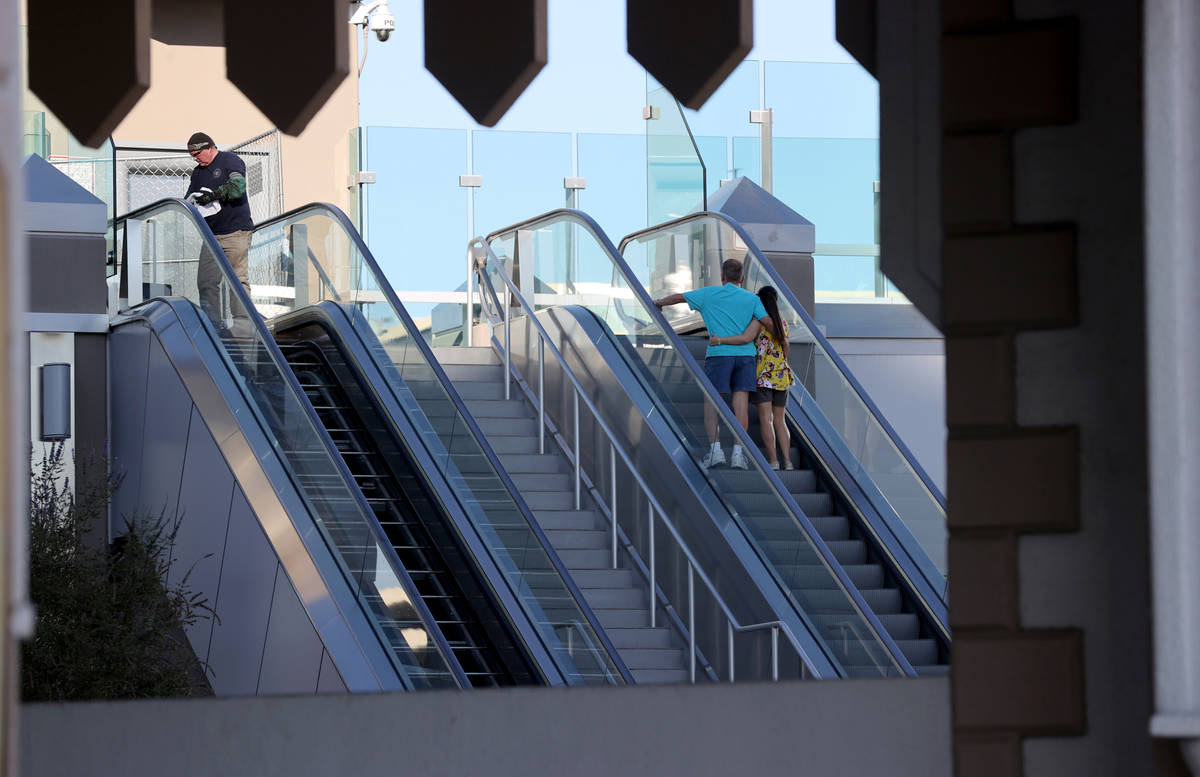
left=359, top=0, right=860, bottom=135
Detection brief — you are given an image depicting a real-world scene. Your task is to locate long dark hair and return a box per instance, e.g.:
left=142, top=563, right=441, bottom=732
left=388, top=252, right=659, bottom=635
left=758, top=286, right=788, bottom=354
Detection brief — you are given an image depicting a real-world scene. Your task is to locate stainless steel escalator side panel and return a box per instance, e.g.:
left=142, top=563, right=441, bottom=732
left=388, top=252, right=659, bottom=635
left=114, top=298, right=406, bottom=693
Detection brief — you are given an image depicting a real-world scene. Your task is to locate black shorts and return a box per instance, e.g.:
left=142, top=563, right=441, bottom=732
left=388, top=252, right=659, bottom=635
left=751, top=387, right=788, bottom=407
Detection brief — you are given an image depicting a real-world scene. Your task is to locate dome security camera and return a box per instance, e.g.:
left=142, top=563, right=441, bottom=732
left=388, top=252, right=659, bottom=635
left=349, top=2, right=395, bottom=43
left=369, top=8, right=395, bottom=41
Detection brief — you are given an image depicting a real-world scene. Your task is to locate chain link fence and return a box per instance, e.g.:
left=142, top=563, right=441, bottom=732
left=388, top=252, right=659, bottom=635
left=113, top=129, right=285, bottom=225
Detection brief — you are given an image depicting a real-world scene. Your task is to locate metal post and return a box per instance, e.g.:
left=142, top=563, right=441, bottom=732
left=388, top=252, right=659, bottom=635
left=873, top=180, right=884, bottom=298
left=749, top=109, right=774, bottom=193
left=465, top=245, right=475, bottom=346
left=148, top=220, right=159, bottom=287
left=290, top=223, right=309, bottom=310
left=538, top=336, right=545, bottom=454
left=573, top=391, right=581, bottom=509
left=771, top=626, right=779, bottom=681
left=611, top=444, right=618, bottom=569
left=728, top=623, right=735, bottom=683
left=125, top=219, right=143, bottom=309
left=649, top=500, right=656, bottom=629
left=688, top=562, right=695, bottom=683
left=504, top=293, right=511, bottom=400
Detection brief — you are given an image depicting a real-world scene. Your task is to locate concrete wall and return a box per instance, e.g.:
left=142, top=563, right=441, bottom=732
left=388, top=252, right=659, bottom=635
left=21, top=677, right=951, bottom=777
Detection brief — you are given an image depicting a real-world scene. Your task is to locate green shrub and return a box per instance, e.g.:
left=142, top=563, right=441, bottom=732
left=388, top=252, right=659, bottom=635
left=22, top=445, right=214, bottom=701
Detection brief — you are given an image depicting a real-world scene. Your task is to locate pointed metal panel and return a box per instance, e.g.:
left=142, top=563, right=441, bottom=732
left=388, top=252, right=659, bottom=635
left=27, top=0, right=150, bottom=148
left=224, top=0, right=348, bottom=136
left=836, top=0, right=877, bottom=77
left=628, top=0, right=752, bottom=110
left=425, top=0, right=547, bottom=127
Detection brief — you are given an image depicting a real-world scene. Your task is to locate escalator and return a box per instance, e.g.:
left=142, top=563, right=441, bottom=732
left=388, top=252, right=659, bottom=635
left=473, top=211, right=933, bottom=678
left=247, top=206, right=632, bottom=687
left=111, top=199, right=628, bottom=693
left=617, top=213, right=949, bottom=674
left=276, top=334, right=527, bottom=686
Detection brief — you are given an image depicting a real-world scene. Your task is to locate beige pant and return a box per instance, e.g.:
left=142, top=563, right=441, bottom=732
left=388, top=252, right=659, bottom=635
left=198, top=229, right=252, bottom=322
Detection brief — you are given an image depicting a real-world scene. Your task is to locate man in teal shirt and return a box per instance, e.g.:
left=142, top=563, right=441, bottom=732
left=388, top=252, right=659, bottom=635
left=654, top=259, right=771, bottom=469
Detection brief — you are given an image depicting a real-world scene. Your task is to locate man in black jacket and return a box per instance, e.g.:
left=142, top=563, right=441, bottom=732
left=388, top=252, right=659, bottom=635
left=184, top=131, right=254, bottom=328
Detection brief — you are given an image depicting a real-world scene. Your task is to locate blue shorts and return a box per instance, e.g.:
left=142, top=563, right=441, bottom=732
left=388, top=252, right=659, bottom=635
left=704, top=356, right=757, bottom=395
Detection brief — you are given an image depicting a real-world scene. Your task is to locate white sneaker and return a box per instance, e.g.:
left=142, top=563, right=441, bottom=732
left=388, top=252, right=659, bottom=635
left=730, top=447, right=749, bottom=470
left=701, top=447, right=726, bottom=469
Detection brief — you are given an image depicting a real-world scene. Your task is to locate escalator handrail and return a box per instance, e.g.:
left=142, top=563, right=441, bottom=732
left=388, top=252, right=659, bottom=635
left=484, top=208, right=918, bottom=678
left=618, top=211, right=947, bottom=511
left=248, top=201, right=635, bottom=685
left=111, top=198, right=472, bottom=690
left=470, top=237, right=822, bottom=680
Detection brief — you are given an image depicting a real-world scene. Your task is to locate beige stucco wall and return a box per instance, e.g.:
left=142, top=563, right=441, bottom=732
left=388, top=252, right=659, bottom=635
left=111, top=28, right=359, bottom=214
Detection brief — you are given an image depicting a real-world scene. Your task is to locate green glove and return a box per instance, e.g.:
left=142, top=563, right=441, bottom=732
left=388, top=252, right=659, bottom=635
left=215, top=174, right=247, bottom=202
left=193, top=190, right=216, bottom=205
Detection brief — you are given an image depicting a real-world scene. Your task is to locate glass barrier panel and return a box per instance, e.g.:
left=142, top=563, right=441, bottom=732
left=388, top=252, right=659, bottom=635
left=624, top=216, right=947, bottom=575
left=248, top=207, right=624, bottom=685
left=115, top=201, right=458, bottom=689
left=646, top=78, right=706, bottom=225
left=490, top=213, right=908, bottom=677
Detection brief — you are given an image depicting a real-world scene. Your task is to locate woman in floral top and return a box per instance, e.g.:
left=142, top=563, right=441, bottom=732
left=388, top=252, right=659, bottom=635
left=712, top=286, right=795, bottom=469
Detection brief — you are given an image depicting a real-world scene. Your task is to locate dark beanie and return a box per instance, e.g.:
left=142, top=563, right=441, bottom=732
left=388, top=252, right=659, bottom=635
left=187, top=132, right=215, bottom=151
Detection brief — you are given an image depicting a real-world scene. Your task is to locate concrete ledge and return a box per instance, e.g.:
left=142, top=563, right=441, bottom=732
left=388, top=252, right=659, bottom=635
left=22, top=678, right=951, bottom=777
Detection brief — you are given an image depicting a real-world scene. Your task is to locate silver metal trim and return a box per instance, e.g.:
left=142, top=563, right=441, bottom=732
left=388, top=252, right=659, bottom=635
left=24, top=312, right=109, bottom=333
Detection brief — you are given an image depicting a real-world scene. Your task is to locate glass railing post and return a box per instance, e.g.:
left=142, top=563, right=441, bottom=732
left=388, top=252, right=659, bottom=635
left=124, top=218, right=143, bottom=309
left=538, top=337, right=545, bottom=454
left=648, top=500, right=656, bottom=629
left=504, top=297, right=511, bottom=400
left=772, top=627, right=780, bottom=681
left=727, top=622, right=735, bottom=682
left=573, top=390, right=581, bottom=509
left=611, top=445, right=618, bottom=569
left=688, top=561, right=696, bottom=683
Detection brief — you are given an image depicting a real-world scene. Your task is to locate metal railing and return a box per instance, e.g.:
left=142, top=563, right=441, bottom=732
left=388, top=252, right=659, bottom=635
left=468, top=237, right=816, bottom=683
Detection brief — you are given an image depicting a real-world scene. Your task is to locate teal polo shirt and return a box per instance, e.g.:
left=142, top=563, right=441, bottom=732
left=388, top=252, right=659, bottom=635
left=682, top=283, right=769, bottom=358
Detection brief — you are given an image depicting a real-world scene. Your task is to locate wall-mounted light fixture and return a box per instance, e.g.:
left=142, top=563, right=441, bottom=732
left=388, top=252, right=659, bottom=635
left=40, top=363, right=71, bottom=441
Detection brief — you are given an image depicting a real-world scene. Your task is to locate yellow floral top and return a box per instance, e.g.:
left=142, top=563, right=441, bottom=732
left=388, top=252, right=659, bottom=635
left=755, top=322, right=794, bottom=389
